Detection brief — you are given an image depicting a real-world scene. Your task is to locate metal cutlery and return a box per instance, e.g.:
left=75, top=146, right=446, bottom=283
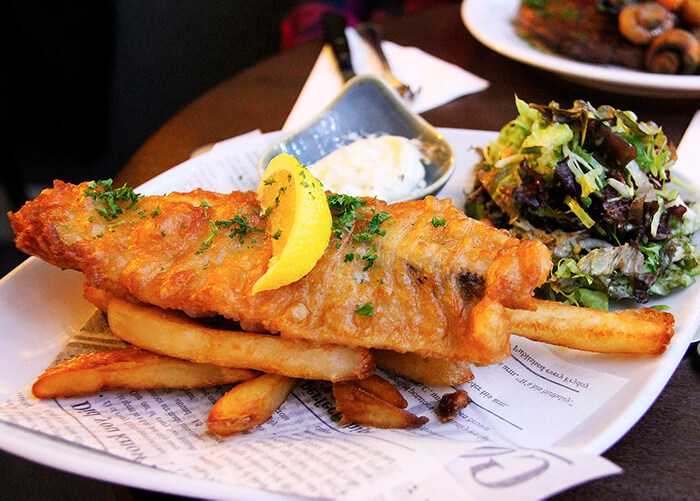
left=322, top=12, right=356, bottom=82
left=322, top=13, right=418, bottom=100
left=356, top=23, right=419, bottom=101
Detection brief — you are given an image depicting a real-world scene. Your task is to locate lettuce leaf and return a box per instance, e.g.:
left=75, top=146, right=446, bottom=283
left=468, top=96, right=700, bottom=309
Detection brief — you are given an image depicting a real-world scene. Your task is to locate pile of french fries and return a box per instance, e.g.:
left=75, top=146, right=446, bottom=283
left=31, top=297, right=674, bottom=436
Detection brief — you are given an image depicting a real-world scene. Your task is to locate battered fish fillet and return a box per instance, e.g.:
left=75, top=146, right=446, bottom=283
left=9, top=181, right=552, bottom=365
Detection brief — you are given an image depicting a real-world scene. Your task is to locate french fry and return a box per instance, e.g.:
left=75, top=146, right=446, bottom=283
left=351, top=375, right=408, bottom=409
left=333, top=380, right=429, bottom=429
left=373, top=350, right=475, bottom=386
left=507, top=299, right=675, bottom=355
left=208, top=373, right=297, bottom=436
left=107, top=298, right=374, bottom=381
left=32, top=347, right=257, bottom=399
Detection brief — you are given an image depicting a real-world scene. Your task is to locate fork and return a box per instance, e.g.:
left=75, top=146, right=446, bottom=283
left=356, top=23, right=419, bottom=101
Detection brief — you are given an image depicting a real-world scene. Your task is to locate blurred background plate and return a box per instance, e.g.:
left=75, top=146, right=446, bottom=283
left=462, top=0, right=700, bottom=98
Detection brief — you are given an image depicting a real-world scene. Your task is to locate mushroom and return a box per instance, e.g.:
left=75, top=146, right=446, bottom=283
left=645, top=28, right=700, bottom=73
left=680, top=0, right=700, bottom=26
left=619, top=2, right=676, bottom=45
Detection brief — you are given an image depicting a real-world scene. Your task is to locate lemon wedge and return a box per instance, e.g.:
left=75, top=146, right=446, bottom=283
left=251, top=153, right=332, bottom=294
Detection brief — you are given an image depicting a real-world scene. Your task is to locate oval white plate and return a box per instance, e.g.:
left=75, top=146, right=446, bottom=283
left=461, top=0, right=700, bottom=97
left=0, top=128, right=698, bottom=497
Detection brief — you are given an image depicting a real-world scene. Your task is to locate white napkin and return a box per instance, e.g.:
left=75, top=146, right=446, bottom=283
left=283, top=28, right=490, bottom=131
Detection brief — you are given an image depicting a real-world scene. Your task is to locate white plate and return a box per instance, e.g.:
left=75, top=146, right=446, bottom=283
left=461, top=0, right=700, bottom=97
left=1, top=128, right=698, bottom=497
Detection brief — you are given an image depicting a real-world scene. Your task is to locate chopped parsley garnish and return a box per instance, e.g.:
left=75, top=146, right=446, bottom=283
left=431, top=216, right=446, bottom=227
left=263, top=178, right=276, bottom=185
left=83, top=179, right=140, bottom=220
left=327, top=194, right=367, bottom=238
left=361, top=253, right=377, bottom=271
left=195, top=220, right=219, bottom=254
left=353, top=232, right=372, bottom=243
left=367, top=211, right=392, bottom=235
left=354, top=211, right=392, bottom=243
left=327, top=195, right=391, bottom=271
left=344, top=253, right=355, bottom=263
left=355, top=302, right=374, bottom=317
left=199, top=200, right=212, bottom=216
left=151, top=206, right=161, bottom=217
left=352, top=213, right=391, bottom=269
left=215, top=214, right=263, bottom=244
left=272, top=229, right=282, bottom=240
left=274, top=186, right=287, bottom=207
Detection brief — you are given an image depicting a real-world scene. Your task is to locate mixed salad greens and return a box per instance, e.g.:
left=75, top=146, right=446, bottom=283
left=465, top=97, right=700, bottom=310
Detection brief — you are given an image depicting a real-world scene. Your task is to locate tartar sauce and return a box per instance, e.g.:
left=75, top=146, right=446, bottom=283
left=309, top=135, right=426, bottom=201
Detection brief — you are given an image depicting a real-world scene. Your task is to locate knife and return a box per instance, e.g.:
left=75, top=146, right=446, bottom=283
left=322, top=12, right=356, bottom=82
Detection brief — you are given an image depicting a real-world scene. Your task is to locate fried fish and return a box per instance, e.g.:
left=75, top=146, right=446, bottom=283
left=9, top=180, right=552, bottom=364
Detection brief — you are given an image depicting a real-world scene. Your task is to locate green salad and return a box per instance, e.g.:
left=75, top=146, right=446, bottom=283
left=465, top=97, right=700, bottom=310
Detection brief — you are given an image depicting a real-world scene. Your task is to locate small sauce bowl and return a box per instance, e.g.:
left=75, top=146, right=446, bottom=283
left=257, top=75, right=454, bottom=203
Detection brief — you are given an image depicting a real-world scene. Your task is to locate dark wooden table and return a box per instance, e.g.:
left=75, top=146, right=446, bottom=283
left=3, top=4, right=699, bottom=500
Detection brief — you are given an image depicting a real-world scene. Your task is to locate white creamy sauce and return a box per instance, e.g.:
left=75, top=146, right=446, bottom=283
left=308, top=135, right=426, bottom=201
